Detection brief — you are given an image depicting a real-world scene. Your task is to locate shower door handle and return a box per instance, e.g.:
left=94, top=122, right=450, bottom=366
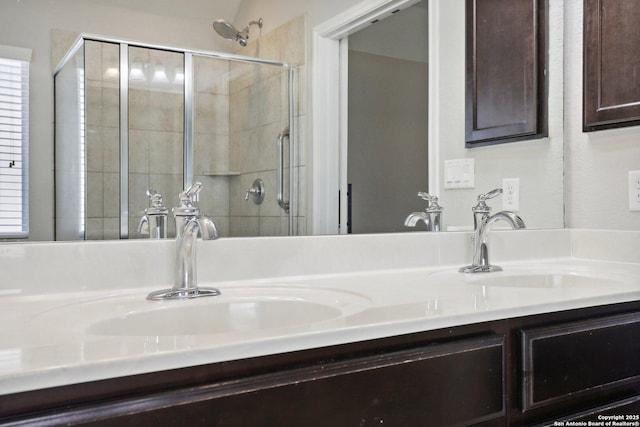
left=277, top=128, right=290, bottom=213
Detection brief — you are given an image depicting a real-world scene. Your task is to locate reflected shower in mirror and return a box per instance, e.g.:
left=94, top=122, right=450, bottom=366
left=54, top=36, right=298, bottom=241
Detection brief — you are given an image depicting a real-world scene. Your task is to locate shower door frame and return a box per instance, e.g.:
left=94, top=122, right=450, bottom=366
left=55, top=34, right=298, bottom=238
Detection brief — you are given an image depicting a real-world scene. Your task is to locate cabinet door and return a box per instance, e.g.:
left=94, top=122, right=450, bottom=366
left=465, top=0, right=547, bottom=146
left=521, top=312, right=640, bottom=412
left=584, top=0, right=640, bottom=131
left=12, top=336, right=505, bottom=427
left=532, top=395, right=640, bottom=426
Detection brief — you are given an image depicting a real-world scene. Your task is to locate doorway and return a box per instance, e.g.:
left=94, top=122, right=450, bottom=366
left=345, top=1, right=429, bottom=233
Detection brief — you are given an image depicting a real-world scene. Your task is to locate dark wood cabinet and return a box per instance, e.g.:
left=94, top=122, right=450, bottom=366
left=3, top=302, right=640, bottom=426
left=583, top=0, right=640, bottom=132
left=521, top=312, right=640, bottom=412
left=465, top=0, right=547, bottom=147
left=533, top=395, right=640, bottom=427
left=0, top=335, right=507, bottom=427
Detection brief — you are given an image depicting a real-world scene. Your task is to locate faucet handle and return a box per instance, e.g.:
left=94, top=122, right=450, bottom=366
left=417, top=192, right=443, bottom=212
left=175, top=182, right=204, bottom=216
left=146, top=189, right=165, bottom=208
left=473, top=188, right=502, bottom=213
left=180, top=182, right=202, bottom=203
left=417, top=192, right=438, bottom=202
left=477, top=188, right=503, bottom=202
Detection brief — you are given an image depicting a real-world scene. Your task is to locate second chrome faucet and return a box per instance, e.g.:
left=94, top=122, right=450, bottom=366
left=404, top=192, right=444, bottom=232
left=459, top=188, right=525, bottom=273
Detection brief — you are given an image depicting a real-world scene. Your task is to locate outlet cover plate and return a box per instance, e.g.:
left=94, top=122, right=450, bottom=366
left=629, top=171, right=640, bottom=211
left=503, top=178, right=520, bottom=211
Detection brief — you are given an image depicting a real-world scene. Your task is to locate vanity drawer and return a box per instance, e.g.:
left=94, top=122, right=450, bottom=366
left=521, top=312, right=640, bottom=411
left=533, top=395, right=640, bottom=426
left=7, top=335, right=504, bottom=427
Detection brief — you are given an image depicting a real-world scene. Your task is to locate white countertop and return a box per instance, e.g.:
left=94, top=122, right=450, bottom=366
left=2, top=255, right=640, bottom=396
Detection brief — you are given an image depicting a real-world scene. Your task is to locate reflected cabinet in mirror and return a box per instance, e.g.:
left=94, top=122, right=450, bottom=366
left=465, top=0, right=547, bottom=146
left=583, top=0, right=640, bottom=132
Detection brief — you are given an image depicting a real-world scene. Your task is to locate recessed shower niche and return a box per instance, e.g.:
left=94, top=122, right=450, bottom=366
left=54, top=36, right=297, bottom=240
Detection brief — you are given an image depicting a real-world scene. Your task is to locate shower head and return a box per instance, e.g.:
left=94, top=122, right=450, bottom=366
left=213, top=18, right=263, bottom=47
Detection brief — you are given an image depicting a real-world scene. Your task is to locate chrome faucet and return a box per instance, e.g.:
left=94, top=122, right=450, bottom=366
left=137, top=189, right=168, bottom=239
left=404, top=192, right=443, bottom=231
left=147, top=182, right=221, bottom=300
left=459, top=188, right=525, bottom=273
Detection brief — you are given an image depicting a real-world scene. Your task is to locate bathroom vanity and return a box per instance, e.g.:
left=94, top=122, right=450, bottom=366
left=1, top=230, right=639, bottom=426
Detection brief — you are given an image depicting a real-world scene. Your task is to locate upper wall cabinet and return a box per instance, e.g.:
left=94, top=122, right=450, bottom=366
left=584, top=0, right=640, bottom=132
left=465, top=0, right=547, bottom=147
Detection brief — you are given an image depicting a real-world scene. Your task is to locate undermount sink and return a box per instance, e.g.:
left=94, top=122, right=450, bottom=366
left=465, top=270, right=623, bottom=289
left=31, top=285, right=370, bottom=337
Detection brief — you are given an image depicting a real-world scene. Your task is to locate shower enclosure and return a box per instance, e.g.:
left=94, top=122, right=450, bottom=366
left=54, top=35, right=297, bottom=240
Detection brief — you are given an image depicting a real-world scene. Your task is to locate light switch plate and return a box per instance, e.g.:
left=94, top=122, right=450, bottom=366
left=629, top=171, right=640, bottom=211
left=444, top=159, right=475, bottom=189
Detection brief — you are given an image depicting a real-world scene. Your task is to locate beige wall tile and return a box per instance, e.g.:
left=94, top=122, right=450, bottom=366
left=259, top=216, right=288, bottom=236
left=129, top=129, right=150, bottom=174
left=148, top=91, right=183, bottom=132
left=129, top=88, right=150, bottom=130
left=128, top=172, right=150, bottom=219
left=194, top=175, right=229, bottom=218
left=194, top=55, right=229, bottom=95
left=85, top=218, right=104, bottom=240
left=103, top=218, right=120, bottom=240
left=149, top=131, right=183, bottom=175
left=102, top=127, right=120, bottom=173
left=86, top=126, right=103, bottom=172
left=86, top=172, right=103, bottom=218
left=102, top=173, right=119, bottom=218
left=230, top=216, right=259, bottom=237
left=84, top=41, right=103, bottom=81
left=195, top=92, right=229, bottom=134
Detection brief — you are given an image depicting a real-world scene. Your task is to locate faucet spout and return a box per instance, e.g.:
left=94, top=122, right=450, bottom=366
left=174, top=218, right=202, bottom=291
left=470, top=211, right=525, bottom=271
left=404, top=192, right=443, bottom=232
left=459, top=188, right=526, bottom=274
left=404, top=212, right=431, bottom=230
left=198, top=216, right=219, bottom=240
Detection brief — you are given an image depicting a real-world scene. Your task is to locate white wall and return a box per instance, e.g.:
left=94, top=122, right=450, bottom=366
left=563, top=0, right=640, bottom=230
left=434, top=0, right=565, bottom=230
left=0, top=0, right=242, bottom=241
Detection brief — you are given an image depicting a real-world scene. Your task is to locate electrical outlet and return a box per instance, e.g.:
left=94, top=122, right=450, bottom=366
left=502, top=178, right=520, bottom=211
left=629, top=171, right=640, bottom=211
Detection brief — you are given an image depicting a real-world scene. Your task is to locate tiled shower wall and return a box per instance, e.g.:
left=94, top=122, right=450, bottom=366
left=84, top=41, right=120, bottom=240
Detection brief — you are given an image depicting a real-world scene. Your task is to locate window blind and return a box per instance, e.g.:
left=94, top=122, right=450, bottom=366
left=0, top=45, right=30, bottom=238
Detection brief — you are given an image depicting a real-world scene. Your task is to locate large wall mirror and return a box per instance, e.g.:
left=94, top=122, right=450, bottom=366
left=2, top=0, right=564, bottom=242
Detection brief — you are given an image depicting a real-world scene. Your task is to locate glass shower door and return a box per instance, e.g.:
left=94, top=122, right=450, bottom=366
left=193, top=56, right=294, bottom=237
left=128, top=47, right=184, bottom=239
